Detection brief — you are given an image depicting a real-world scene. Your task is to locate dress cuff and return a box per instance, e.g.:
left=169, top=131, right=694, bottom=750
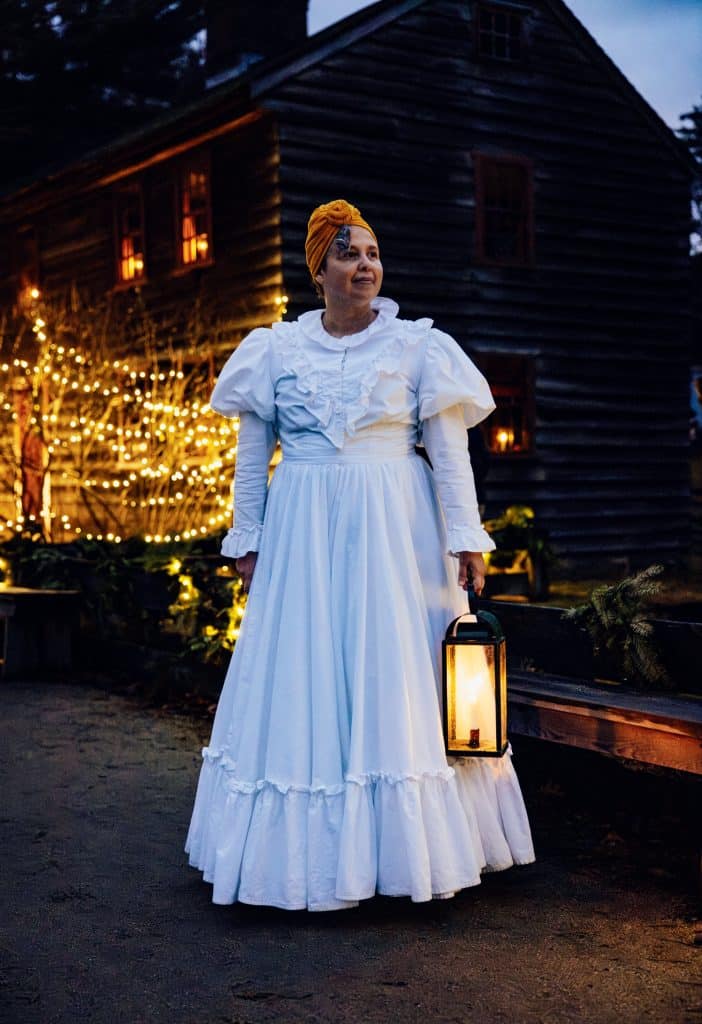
left=221, top=525, right=263, bottom=559
left=446, top=525, right=496, bottom=556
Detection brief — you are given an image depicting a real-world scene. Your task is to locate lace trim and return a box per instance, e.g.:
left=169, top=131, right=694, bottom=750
left=272, top=316, right=433, bottom=449
left=202, top=746, right=455, bottom=795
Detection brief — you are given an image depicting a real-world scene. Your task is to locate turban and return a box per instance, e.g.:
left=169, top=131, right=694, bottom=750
left=305, top=199, right=377, bottom=280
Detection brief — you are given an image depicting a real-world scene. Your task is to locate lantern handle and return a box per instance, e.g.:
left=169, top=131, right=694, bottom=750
left=447, top=587, right=480, bottom=636
left=447, top=612, right=478, bottom=636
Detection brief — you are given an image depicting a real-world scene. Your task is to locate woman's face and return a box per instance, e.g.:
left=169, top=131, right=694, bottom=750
left=315, top=225, right=383, bottom=305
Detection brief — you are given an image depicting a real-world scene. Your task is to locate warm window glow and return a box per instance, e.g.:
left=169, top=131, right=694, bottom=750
left=478, top=353, right=534, bottom=455
left=115, top=187, right=145, bottom=284
left=181, top=166, right=211, bottom=265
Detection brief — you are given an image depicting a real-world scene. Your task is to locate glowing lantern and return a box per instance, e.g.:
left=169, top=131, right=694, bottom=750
left=442, top=600, right=507, bottom=757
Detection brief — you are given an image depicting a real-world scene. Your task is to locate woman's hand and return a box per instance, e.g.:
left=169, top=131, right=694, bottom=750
left=457, top=552, right=487, bottom=595
left=234, top=551, right=258, bottom=593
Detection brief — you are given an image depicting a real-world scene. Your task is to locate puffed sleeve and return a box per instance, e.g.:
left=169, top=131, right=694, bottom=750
left=418, top=328, right=495, bottom=427
left=209, top=328, right=276, bottom=422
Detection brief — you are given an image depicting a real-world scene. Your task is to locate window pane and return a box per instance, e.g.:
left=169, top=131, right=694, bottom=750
left=115, top=188, right=145, bottom=283
left=477, top=4, right=523, bottom=62
left=181, top=164, right=210, bottom=265
left=481, top=160, right=529, bottom=264
left=479, top=354, right=534, bottom=455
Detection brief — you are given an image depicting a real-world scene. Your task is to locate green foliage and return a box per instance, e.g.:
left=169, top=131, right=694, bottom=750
left=0, top=0, right=205, bottom=185
left=0, top=533, right=244, bottom=671
left=484, top=505, right=555, bottom=566
left=678, top=95, right=702, bottom=252
left=564, top=565, right=672, bottom=690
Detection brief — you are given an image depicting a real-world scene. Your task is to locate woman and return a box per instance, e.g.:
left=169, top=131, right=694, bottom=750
left=185, top=199, right=534, bottom=911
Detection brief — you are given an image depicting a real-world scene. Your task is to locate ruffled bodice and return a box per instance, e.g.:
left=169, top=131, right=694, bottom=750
left=210, top=297, right=495, bottom=451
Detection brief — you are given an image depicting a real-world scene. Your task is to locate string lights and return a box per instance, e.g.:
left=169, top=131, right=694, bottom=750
left=0, top=289, right=250, bottom=543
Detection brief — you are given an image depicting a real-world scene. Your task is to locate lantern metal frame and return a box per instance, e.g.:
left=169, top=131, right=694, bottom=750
left=441, top=600, right=508, bottom=758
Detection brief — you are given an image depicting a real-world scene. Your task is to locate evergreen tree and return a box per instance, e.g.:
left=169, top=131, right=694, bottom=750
left=0, top=0, right=205, bottom=187
left=678, top=96, right=702, bottom=253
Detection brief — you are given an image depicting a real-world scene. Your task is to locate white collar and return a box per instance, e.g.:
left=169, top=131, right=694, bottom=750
left=298, top=296, right=400, bottom=349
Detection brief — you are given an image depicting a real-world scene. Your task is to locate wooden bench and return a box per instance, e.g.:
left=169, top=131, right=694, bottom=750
left=0, top=587, right=80, bottom=679
left=507, top=671, right=702, bottom=776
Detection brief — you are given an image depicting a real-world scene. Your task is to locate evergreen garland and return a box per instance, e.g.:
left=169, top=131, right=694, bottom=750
left=564, top=565, right=672, bottom=690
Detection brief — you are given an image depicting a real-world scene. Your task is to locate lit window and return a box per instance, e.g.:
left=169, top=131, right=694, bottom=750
left=478, top=354, right=534, bottom=455
left=476, top=4, right=524, bottom=62
left=114, top=185, right=146, bottom=284
left=180, top=158, right=212, bottom=266
left=474, top=153, right=534, bottom=266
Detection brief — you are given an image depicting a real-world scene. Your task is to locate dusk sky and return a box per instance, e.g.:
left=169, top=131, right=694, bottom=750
left=308, top=0, right=702, bottom=129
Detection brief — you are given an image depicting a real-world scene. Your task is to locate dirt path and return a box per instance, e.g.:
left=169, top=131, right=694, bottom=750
left=1, top=681, right=700, bottom=1024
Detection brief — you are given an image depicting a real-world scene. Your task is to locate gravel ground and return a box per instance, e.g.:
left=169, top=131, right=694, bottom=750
left=1, top=680, right=700, bottom=1024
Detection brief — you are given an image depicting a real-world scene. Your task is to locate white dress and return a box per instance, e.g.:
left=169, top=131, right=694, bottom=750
left=185, top=297, right=535, bottom=911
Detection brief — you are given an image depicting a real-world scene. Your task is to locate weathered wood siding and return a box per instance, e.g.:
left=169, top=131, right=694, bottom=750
left=2, top=114, right=283, bottom=346
left=264, top=0, right=692, bottom=572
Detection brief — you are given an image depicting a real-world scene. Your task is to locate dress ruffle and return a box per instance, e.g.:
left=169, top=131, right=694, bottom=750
left=446, top=523, right=496, bottom=556
left=274, top=313, right=433, bottom=449
left=185, top=746, right=534, bottom=911
left=220, top=525, right=263, bottom=559
left=344, top=317, right=433, bottom=440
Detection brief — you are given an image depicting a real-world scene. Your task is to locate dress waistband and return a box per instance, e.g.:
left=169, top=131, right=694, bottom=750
left=282, top=450, right=419, bottom=465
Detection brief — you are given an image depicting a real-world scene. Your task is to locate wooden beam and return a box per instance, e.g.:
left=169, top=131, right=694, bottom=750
left=508, top=672, right=702, bottom=775
left=93, top=110, right=264, bottom=189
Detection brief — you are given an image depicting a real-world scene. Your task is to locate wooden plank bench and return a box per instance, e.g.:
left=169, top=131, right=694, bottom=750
left=0, top=587, right=80, bottom=679
left=507, top=671, right=702, bottom=776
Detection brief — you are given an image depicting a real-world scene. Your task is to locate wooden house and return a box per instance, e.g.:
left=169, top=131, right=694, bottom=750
left=0, top=0, right=695, bottom=572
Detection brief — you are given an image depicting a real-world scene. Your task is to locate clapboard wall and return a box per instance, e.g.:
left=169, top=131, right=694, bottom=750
left=264, top=0, right=692, bottom=572
left=1, top=113, right=283, bottom=349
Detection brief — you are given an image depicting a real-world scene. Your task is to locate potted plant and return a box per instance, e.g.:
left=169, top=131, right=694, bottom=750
left=483, top=505, right=554, bottom=600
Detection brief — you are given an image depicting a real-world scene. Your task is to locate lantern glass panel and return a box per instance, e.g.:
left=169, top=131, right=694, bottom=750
left=446, top=642, right=498, bottom=753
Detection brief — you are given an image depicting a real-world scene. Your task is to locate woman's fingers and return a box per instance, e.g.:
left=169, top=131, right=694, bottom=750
left=458, top=552, right=487, bottom=595
left=234, top=552, right=258, bottom=593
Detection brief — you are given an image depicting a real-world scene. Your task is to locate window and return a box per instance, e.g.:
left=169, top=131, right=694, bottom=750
left=478, top=354, right=534, bottom=455
left=475, top=3, right=525, bottom=62
left=178, top=155, right=212, bottom=267
left=114, top=185, right=146, bottom=285
left=474, top=153, right=534, bottom=267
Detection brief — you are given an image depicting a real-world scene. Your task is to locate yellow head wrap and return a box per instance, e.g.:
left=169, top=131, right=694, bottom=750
left=305, top=199, right=377, bottom=281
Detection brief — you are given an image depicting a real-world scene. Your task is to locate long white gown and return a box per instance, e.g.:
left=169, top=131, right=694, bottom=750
left=185, top=297, right=535, bottom=911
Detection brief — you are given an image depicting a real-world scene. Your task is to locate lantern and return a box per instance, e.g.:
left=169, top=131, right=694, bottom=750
left=442, top=599, right=507, bottom=757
